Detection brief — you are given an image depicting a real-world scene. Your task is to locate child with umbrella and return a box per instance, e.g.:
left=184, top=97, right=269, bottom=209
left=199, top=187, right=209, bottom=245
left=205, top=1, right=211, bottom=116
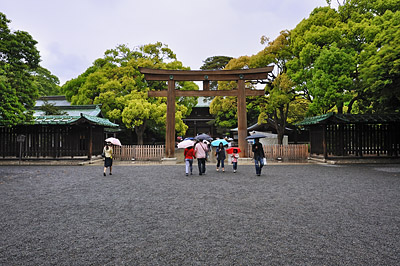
left=226, top=147, right=240, bottom=173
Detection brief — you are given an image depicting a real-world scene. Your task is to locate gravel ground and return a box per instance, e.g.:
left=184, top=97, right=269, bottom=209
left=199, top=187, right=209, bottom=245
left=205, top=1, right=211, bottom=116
left=0, top=163, right=399, bottom=265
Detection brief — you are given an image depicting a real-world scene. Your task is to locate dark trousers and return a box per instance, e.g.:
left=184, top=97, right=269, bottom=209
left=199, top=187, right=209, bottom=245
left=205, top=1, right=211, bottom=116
left=197, top=158, right=206, bottom=174
left=254, top=157, right=264, bottom=175
left=217, top=159, right=225, bottom=168
left=233, top=162, right=238, bottom=171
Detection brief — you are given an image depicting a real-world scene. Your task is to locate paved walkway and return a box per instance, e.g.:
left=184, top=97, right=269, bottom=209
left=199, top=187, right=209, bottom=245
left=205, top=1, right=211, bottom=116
left=1, top=163, right=399, bottom=265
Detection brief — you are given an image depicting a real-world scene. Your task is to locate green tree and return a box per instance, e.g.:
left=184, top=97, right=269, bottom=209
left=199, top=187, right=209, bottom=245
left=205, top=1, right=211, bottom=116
left=310, top=43, right=356, bottom=114
left=200, top=56, right=233, bottom=91
left=209, top=55, right=260, bottom=135
left=0, top=12, right=40, bottom=126
left=358, top=9, right=400, bottom=112
left=288, top=0, right=400, bottom=115
left=33, top=66, right=61, bottom=96
left=210, top=31, right=303, bottom=144
left=62, top=43, right=198, bottom=144
left=39, top=100, right=67, bottom=115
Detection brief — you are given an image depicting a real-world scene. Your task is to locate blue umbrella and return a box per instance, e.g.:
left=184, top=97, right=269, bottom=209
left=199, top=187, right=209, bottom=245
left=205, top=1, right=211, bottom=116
left=211, top=139, right=229, bottom=147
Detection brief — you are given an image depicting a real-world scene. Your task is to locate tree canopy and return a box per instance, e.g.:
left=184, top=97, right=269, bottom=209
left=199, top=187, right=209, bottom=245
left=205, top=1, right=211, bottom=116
left=208, top=0, right=399, bottom=143
left=0, top=12, right=61, bottom=126
left=288, top=0, right=400, bottom=114
left=0, top=12, right=40, bottom=126
left=61, top=42, right=198, bottom=144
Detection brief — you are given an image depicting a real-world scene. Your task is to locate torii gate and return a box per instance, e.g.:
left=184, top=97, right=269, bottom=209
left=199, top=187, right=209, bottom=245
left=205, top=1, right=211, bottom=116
left=139, top=67, right=273, bottom=159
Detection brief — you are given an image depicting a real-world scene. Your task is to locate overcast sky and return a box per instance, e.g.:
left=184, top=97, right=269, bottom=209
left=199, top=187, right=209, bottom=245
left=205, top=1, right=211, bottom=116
left=2, top=0, right=330, bottom=85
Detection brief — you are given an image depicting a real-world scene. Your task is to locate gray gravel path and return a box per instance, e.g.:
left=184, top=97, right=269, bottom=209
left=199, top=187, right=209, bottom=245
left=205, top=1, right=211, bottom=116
left=0, top=163, right=399, bottom=265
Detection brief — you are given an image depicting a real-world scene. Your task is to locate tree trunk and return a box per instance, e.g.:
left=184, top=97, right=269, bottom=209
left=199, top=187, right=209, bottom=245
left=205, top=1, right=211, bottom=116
left=337, top=102, right=343, bottom=114
left=273, top=111, right=285, bottom=145
left=135, top=121, right=146, bottom=145
left=277, top=128, right=284, bottom=145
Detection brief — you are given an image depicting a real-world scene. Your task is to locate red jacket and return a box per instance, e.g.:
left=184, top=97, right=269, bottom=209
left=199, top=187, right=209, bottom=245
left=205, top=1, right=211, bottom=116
left=184, top=147, right=195, bottom=159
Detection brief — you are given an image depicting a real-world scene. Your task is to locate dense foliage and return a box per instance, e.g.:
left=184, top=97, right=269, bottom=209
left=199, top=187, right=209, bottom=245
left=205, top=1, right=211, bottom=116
left=0, top=12, right=61, bottom=126
left=288, top=0, right=400, bottom=114
left=209, top=0, right=400, bottom=143
left=0, top=12, right=40, bottom=126
left=61, top=43, right=198, bottom=144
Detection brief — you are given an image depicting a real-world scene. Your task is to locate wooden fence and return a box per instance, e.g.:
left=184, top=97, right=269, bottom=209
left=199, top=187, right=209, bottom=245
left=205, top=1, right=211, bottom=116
left=248, top=144, right=309, bottom=160
left=113, top=145, right=165, bottom=161
left=113, top=144, right=308, bottom=161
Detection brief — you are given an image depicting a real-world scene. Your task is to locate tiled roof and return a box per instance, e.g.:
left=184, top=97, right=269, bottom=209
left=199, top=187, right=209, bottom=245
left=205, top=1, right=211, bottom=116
left=297, top=113, right=400, bottom=126
left=35, top=96, right=71, bottom=107
left=33, top=114, right=118, bottom=127
left=33, top=105, right=102, bottom=117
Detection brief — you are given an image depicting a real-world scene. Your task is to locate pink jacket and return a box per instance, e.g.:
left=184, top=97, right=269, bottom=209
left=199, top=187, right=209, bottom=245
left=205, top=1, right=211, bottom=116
left=231, top=153, right=239, bottom=163
left=194, top=142, right=209, bottom=159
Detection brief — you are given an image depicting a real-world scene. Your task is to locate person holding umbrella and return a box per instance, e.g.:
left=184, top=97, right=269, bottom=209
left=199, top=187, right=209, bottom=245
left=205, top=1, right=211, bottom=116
left=230, top=148, right=240, bottom=173
left=252, top=138, right=265, bottom=176
left=215, top=142, right=226, bottom=172
left=103, top=141, right=113, bottom=176
left=226, top=147, right=241, bottom=173
left=184, top=145, right=195, bottom=176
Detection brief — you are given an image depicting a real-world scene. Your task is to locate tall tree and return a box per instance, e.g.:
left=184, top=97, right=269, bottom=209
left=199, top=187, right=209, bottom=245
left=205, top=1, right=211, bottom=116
left=288, top=0, right=400, bottom=115
left=255, top=31, right=305, bottom=144
left=200, top=56, right=233, bottom=91
left=0, top=12, right=40, bottom=126
left=33, top=66, right=61, bottom=96
left=62, top=43, right=198, bottom=144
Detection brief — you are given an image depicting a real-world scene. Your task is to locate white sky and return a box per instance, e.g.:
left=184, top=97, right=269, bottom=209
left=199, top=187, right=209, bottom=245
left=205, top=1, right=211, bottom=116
left=1, top=0, right=330, bottom=85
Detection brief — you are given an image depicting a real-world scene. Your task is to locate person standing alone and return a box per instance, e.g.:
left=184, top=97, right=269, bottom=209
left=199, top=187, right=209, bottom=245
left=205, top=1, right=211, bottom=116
left=252, top=138, right=265, bottom=176
left=215, top=142, right=226, bottom=172
left=103, top=142, right=113, bottom=176
left=231, top=148, right=239, bottom=173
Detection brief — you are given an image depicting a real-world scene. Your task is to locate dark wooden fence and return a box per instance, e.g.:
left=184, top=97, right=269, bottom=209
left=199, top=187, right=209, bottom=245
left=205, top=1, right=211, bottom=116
left=0, top=125, right=104, bottom=159
left=325, top=124, right=400, bottom=157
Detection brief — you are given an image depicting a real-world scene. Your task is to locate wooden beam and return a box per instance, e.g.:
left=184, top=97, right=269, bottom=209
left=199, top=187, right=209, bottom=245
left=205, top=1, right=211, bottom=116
left=143, top=74, right=270, bottom=81
left=140, top=66, right=273, bottom=75
left=140, top=67, right=273, bottom=81
left=148, top=89, right=265, bottom=97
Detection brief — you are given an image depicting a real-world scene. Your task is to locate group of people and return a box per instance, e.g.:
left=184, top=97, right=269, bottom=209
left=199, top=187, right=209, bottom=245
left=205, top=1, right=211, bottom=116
left=102, top=138, right=266, bottom=177
left=183, top=138, right=266, bottom=176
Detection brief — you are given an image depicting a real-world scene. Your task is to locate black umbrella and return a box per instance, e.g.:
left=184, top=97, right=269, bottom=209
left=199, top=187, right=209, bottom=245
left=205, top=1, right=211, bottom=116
left=245, top=133, right=267, bottom=140
left=194, top=134, right=212, bottom=141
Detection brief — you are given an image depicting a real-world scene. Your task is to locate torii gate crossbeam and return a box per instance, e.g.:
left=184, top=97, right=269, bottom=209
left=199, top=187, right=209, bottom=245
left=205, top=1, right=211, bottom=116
left=139, top=67, right=273, bottom=159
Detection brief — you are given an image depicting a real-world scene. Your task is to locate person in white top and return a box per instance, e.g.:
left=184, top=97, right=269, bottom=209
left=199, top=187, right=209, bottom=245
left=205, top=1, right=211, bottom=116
left=103, top=142, right=113, bottom=176
left=194, top=140, right=209, bottom=175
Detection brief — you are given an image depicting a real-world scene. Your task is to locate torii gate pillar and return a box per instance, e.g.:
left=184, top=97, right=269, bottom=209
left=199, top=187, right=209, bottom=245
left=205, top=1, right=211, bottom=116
left=237, top=79, right=247, bottom=159
left=166, top=79, right=175, bottom=158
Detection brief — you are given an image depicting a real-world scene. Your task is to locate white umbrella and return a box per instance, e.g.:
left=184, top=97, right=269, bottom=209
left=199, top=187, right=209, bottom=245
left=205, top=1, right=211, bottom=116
left=105, top=137, right=122, bottom=146
left=177, top=139, right=195, bottom=149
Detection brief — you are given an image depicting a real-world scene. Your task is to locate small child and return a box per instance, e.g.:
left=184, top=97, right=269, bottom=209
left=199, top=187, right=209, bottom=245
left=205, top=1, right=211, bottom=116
left=184, top=146, right=195, bottom=176
left=231, top=148, right=239, bottom=173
